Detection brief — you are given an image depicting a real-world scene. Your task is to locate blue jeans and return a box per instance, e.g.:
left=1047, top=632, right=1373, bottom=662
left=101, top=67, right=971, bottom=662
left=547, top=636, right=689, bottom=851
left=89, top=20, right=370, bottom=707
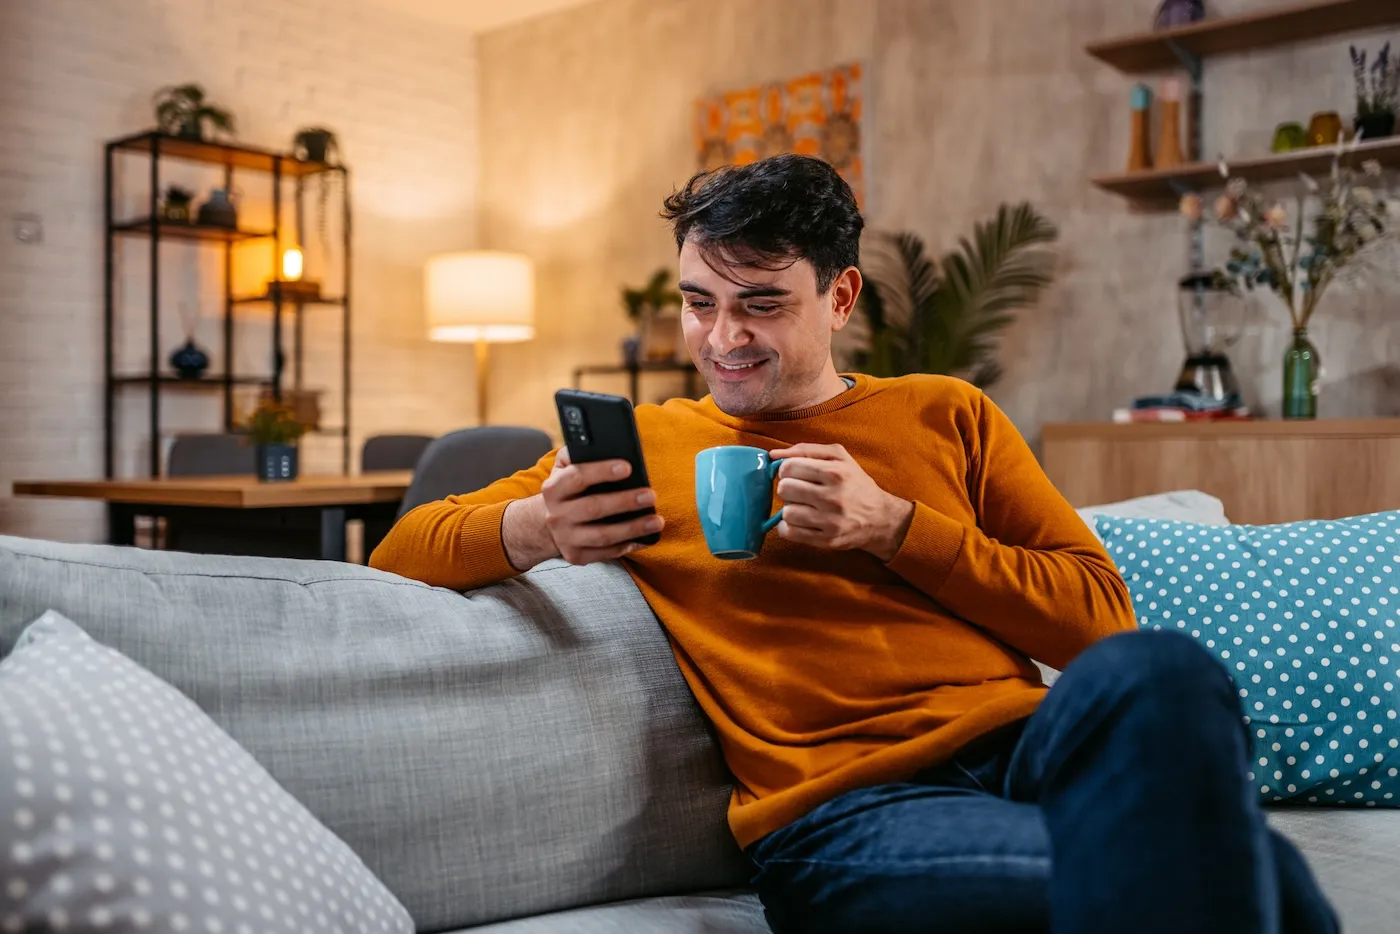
left=747, top=630, right=1339, bottom=934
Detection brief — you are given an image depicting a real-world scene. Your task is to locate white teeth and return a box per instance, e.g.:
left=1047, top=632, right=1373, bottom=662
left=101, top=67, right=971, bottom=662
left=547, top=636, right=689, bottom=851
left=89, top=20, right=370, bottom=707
left=716, top=361, right=760, bottom=371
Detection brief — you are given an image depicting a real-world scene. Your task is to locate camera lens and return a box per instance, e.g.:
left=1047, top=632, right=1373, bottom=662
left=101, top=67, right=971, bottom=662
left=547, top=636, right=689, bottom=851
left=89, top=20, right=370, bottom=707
left=565, top=407, right=583, bottom=424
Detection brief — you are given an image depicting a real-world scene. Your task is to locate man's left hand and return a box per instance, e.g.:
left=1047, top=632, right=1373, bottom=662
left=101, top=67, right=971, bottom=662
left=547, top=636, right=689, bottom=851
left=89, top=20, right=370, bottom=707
left=771, top=444, right=915, bottom=563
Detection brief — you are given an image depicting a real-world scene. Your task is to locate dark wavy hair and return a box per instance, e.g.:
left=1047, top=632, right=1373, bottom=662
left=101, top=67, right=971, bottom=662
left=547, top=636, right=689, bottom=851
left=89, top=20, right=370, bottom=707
left=660, top=153, right=863, bottom=293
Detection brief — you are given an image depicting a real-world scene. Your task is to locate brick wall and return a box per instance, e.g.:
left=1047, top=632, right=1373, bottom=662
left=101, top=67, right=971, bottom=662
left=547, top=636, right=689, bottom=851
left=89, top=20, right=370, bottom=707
left=0, top=0, right=483, bottom=543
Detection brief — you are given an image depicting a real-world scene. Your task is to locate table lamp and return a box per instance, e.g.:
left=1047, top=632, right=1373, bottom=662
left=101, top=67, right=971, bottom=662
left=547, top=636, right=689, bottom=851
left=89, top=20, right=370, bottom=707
left=425, top=251, right=535, bottom=425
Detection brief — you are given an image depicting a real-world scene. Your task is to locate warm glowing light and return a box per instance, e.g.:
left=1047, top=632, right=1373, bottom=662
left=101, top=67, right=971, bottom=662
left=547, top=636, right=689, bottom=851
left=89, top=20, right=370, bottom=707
left=425, top=252, right=535, bottom=343
left=281, top=248, right=304, bottom=281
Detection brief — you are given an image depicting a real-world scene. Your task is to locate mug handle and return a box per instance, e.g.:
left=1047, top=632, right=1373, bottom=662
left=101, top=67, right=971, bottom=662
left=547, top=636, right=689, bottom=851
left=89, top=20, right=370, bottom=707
left=761, top=458, right=785, bottom=534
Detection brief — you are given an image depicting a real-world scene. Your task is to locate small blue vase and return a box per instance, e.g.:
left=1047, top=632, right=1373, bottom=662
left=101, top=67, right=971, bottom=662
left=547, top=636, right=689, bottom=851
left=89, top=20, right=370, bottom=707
left=169, top=339, right=210, bottom=379
left=196, top=189, right=238, bottom=229
left=1154, top=0, right=1204, bottom=29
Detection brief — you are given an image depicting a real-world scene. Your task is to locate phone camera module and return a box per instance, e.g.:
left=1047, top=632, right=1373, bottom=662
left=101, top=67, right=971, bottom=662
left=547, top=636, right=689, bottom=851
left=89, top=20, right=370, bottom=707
left=564, top=407, right=584, bottom=425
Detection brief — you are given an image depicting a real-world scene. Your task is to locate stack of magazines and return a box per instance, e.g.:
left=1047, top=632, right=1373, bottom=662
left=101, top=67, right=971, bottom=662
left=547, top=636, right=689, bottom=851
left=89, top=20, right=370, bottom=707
left=1112, top=392, right=1251, bottom=423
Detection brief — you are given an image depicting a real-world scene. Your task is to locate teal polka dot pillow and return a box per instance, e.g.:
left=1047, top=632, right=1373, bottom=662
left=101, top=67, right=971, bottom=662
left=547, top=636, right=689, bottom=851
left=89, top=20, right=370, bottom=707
left=1095, top=511, right=1400, bottom=807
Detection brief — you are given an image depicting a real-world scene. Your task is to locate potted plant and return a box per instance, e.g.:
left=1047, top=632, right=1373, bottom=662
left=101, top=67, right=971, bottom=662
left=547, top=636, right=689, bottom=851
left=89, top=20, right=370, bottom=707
left=160, top=185, right=194, bottom=223
left=621, top=268, right=684, bottom=363
left=153, top=84, right=236, bottom=142
left=293, top=127, right=339, bottom=164
left=847, top=203, right=1058, bottom=386
left=293, top=127, right=342, bottom=248
left=242, top=398, right=307, bottom=482
left=1350, top=43, right=1397, bottom=141
left=1181, top=143, right=1399, bottom=418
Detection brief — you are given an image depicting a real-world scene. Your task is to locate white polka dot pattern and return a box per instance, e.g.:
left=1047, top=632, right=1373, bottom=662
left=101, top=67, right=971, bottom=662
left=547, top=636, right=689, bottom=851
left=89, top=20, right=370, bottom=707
left=1096, top=513, right=1400, bottom=807
left=0, top=611, right=415, bottom=933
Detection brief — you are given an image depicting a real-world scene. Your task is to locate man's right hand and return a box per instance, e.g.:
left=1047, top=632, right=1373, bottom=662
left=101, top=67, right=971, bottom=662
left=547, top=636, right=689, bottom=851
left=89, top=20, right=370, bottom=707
left=501, top=447, right=664, bottom=571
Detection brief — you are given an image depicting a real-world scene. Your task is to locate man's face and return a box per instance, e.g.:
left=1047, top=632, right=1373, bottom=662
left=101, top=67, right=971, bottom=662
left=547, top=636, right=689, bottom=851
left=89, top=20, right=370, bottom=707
left=677, top=238, right=858, bottom=417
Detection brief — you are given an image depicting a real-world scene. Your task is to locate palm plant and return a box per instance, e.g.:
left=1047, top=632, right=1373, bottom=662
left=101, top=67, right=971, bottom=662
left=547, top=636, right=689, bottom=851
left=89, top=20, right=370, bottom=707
left=852, top=203, right=1058, bottom=387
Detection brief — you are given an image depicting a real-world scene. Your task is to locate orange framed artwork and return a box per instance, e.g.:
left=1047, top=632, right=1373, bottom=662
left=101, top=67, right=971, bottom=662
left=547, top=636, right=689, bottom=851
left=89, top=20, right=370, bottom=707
left=694, top=63, right=865, bottom=208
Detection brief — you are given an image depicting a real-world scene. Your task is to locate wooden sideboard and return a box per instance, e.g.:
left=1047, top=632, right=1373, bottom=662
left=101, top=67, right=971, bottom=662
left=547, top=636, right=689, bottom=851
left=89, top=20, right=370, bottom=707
left=1042, top=419, right=1400, bottom=525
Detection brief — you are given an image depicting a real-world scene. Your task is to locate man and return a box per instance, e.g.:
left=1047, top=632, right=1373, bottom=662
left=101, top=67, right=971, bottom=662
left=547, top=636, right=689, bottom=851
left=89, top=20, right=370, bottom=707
left=371, top=154, right=1337, bottom=933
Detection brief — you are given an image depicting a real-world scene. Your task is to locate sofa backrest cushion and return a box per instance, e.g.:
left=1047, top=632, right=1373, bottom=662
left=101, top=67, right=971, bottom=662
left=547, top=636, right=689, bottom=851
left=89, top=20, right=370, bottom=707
left=0, top=537, right=748, bottom=932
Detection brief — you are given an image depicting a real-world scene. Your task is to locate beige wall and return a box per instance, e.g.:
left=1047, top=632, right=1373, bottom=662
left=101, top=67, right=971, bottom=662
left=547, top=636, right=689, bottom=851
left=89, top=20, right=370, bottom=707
left=477, top=0, right=1400, bottom=440
left=0, top=0, right=482, bottom=542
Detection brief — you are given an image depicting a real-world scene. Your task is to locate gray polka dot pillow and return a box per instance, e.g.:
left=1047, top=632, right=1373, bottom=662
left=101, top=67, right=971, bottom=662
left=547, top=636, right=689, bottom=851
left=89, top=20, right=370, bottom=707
left=1096, top=512, right=1400, bottom=807
left=0, top=611, right=415, bottom=934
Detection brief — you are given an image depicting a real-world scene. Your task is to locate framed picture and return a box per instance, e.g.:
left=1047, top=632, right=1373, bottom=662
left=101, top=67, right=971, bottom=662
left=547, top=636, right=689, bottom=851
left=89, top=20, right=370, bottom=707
left=694, top=63, right=865, bottom=207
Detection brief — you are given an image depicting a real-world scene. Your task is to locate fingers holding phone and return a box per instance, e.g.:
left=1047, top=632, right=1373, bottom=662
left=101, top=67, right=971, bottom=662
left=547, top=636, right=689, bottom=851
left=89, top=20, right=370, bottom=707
left=540, top=444, right=665, bottom=565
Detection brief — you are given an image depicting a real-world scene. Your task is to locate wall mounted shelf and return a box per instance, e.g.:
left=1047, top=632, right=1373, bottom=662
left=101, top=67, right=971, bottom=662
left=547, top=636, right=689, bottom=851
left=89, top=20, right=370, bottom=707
left=1086, top=0, right=1400, bottom=74
left=1092, top=135, right=1400, bottom=206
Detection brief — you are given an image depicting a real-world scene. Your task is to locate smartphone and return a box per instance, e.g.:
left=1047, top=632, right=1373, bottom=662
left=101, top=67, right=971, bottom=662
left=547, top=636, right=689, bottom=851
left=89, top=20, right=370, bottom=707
left=553, top=389, right=660, bottom=546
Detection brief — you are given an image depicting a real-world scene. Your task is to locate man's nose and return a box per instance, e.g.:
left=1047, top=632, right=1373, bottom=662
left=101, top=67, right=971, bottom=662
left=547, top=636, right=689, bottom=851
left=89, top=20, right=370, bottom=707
left=708, top=307, right=749, bottom=356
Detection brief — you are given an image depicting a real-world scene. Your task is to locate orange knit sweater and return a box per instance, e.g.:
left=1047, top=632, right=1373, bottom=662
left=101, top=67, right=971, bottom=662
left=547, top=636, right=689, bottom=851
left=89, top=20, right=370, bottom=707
left=370, top=374, right=1134, bottom=847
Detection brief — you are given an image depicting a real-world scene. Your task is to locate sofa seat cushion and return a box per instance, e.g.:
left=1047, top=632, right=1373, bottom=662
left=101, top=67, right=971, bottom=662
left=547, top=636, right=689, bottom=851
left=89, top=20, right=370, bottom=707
left=1267, top=806, right=1400, bottom=933
left=459, top=890, right=770, bottom=933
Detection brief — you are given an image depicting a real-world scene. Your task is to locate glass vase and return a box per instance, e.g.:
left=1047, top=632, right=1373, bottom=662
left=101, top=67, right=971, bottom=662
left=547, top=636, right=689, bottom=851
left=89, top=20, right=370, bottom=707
left=1281, top=328, right=1320, bottom=420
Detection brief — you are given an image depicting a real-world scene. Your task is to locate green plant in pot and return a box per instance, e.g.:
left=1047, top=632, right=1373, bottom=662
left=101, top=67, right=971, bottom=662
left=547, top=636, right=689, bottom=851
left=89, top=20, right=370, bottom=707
left=1351, top=43, right=1397, bottom=142
left=1182, top=144, right=1399, bottom=419
left=850, top=203, right=1058, bottom=387
left=622, top=268, right=684, bottom=363
left=154, top=84, right=235, bottom=141
left=160, top=185, right=194, bottom=223
left=243, top=398, right=307, bottom=482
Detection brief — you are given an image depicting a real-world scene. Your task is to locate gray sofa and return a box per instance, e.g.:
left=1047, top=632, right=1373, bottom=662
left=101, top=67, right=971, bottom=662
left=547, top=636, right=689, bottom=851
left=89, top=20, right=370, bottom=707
left=1, top=530, right=1398, bottom=932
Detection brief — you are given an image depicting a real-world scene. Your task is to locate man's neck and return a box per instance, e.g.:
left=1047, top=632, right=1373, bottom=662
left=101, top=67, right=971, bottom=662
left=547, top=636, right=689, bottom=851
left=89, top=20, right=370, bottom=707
left=781, top=369, right=853, bottom=413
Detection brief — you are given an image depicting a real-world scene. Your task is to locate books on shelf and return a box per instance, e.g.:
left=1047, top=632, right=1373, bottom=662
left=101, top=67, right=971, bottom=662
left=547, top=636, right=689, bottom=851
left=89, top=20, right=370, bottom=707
left=1113, top=406, right=1253, bottom=423
left=1113, top=391, right=1252, bottom=423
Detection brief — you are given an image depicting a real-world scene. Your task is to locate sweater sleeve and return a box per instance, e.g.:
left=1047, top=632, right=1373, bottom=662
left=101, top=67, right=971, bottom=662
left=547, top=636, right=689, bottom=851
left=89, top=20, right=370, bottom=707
left=885, top=393, right=1134, bottom=670
left=368, top=447, right=558, bottom=590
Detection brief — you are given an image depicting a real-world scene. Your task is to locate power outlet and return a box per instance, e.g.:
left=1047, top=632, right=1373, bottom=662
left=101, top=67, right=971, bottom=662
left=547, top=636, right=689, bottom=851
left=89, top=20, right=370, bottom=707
left=13, top=213, right=43, bottom=244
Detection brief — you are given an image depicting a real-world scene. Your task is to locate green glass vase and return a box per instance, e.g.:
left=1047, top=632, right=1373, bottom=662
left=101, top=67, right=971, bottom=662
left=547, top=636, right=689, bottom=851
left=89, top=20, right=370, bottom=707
left=1282, top=327, right=1320, bottom=419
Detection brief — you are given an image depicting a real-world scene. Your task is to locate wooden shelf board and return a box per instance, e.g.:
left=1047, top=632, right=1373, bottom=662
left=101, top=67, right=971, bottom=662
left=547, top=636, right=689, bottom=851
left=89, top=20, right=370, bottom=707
left=232, top=294, right=347, bottom=306
left=1086, top=0, right=1400, bottom=73
left=112, top=374, right=271, bottom=388
left=109, top=131, right=341, bottom=178
left=1044, top=418, right=1400, bottom=441
left=112, top=218, right=273, bottom=242
left=1092, top=135, right=1400, bottom=206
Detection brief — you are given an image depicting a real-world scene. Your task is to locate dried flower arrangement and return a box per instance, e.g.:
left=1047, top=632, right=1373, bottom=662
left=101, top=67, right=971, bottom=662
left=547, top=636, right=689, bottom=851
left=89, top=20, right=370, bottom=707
left=1180, top=140, right=1399, bottom=330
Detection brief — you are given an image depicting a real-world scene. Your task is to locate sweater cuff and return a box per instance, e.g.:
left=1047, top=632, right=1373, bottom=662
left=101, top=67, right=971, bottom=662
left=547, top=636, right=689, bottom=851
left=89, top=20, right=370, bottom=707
left=885, top=502, right=967, bottom=596
left=457, top=499, right=518, bottom=585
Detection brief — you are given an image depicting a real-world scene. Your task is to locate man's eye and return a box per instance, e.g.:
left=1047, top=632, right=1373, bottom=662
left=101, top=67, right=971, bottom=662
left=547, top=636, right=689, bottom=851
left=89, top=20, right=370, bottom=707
left=687, top=299, right=714, bottom=310
left=748, top=304, right=779, bottom=314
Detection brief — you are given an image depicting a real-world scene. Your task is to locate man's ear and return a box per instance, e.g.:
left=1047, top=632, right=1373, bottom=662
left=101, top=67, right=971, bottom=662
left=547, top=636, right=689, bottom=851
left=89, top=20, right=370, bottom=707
left=828, top=266, right=863, bottom=332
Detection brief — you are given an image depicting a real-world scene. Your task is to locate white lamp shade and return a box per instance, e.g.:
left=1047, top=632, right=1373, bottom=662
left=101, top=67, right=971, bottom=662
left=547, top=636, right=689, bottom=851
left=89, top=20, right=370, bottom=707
left=425, top=251, right=536, bottom=343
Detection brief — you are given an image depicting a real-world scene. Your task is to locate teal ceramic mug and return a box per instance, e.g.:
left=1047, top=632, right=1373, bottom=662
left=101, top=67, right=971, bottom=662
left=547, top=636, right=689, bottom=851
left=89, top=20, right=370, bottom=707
left=695, top=445, right=785, bottom=560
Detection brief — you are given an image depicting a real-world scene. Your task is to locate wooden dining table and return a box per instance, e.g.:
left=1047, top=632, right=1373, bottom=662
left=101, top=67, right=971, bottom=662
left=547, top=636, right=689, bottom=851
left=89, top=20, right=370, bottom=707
left=12, top=472, right=414, bottom=562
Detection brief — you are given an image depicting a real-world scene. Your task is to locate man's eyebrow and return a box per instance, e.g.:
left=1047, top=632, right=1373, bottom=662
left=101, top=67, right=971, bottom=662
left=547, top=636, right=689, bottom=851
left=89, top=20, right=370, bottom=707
left=678, top=281, right=714, bottom=296
left=735, top=286, right=790, bottom=300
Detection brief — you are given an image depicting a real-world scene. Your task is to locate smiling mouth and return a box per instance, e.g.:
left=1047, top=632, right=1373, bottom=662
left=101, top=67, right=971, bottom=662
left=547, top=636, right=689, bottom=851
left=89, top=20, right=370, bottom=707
left=713, top=360, right=764, bottom=372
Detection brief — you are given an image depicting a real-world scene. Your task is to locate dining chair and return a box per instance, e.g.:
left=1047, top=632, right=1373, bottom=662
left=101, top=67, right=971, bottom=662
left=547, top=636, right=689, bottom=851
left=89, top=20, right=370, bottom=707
left=395, top=426, right=554, bottom=520
left=361, top=434, right=434, bottom=473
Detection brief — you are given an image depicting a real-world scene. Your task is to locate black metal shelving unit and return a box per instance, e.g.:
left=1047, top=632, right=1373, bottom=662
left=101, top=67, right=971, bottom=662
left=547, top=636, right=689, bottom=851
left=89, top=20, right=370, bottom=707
left=103, top=131, right=352, bottom=478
